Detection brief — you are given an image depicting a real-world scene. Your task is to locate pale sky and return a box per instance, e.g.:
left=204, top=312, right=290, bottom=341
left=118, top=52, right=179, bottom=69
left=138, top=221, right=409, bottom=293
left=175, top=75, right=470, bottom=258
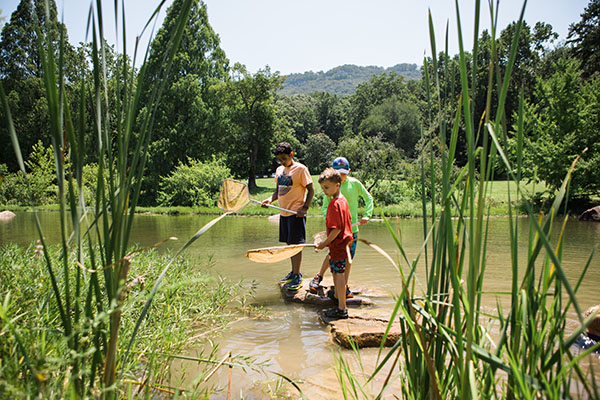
left=0, top=0, right=589, bottom=75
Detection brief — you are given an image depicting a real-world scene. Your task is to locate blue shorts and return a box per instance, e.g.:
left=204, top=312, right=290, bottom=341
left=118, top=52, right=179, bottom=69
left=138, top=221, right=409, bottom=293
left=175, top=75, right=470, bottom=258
left=350, top=232, right=358, bottom=258
left=279, top=215, right=306, bottom=245
left=329, top=258, right=347, bottom=274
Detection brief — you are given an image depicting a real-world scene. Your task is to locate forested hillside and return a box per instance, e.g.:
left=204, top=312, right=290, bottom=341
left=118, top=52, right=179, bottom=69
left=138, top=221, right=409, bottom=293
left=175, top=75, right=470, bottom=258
left=281, top=63, right=421, bottom=96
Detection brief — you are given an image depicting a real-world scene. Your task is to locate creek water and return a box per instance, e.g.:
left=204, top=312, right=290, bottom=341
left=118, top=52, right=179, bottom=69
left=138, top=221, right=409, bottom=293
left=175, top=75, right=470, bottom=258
left=1, top=212, right=599, bottom=398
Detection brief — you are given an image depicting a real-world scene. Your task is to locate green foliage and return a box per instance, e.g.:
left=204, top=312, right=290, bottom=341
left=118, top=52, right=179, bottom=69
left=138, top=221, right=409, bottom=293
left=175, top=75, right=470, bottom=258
left=369, top=179, right=414, bottom=206
left=0, top=244, right=246, bottom=398
left=349, top=72, right=415, bottom=133
left=336, top=133, right=405, bottom=192
left=567, top=0, right=600, bottom=79
left=226, top=64, right=285, bottom=190
left=336, top=2, right=599, bottom=398
left=402, top=135, right=470, bottom=203
left=139, top=0, right=230, bottom=204
left=0, top=0, right=78, bottom=172
left=24, top=140, right=54, bottom=176
left=311, top=91, right=348, bottom=143
left=300, top=133, right=336, bottom=174
left=0, top=141, right=56, bottom=205
left=0, top=0, right=210, bottom=396
left=275, top=93, right=318, bottom=143
left=359, top=96, right=421, bottom=157
left=157, top=157, right=231, bottom=207
left=280, top=63, right=421, bottom=96
left=515, top=56, right=600, bottom=196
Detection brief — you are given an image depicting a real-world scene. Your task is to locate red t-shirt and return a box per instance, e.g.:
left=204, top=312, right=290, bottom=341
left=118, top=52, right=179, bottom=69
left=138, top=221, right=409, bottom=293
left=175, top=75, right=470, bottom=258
left=325, top=195, right=353, bottom=261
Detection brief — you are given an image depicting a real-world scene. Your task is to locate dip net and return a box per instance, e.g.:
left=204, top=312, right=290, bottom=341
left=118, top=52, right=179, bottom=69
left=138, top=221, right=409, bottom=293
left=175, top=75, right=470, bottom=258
left=217, top=179, right=251, bottom=213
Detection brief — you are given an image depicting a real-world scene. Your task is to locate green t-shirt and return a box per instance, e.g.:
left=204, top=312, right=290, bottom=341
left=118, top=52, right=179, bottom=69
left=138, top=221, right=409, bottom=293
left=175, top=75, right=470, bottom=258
left=322, top=176, right=374, bottom=233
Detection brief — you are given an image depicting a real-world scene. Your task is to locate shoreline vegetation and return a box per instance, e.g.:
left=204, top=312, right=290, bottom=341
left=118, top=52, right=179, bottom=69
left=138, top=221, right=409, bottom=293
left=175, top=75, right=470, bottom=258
left=5, top=177, right=594, bottom=219
left=0, top=243, right=271, bottom=398
left=0, top=175, right=600, bottom=220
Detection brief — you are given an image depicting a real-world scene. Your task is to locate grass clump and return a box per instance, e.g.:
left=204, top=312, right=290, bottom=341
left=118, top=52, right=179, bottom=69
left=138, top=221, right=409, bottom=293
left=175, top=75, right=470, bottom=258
left=0, top=243, right=257, bottom=398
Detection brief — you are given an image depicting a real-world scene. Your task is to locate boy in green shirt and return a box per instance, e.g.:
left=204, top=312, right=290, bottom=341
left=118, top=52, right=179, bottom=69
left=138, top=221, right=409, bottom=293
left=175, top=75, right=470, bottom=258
left=309, top=157, right=374, bottom=299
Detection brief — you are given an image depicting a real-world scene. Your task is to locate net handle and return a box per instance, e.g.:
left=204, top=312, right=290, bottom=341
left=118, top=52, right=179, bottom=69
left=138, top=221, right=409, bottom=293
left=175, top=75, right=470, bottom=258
left=248, top=243, right=316, bottom=253
left=249, top=199, right=297, bottom=214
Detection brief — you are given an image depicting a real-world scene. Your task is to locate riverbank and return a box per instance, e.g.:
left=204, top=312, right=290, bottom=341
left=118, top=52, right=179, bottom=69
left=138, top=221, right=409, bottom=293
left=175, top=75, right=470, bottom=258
left=0, top=243, right=264, bottom=398
left=1, top=178, right=597, bottom=218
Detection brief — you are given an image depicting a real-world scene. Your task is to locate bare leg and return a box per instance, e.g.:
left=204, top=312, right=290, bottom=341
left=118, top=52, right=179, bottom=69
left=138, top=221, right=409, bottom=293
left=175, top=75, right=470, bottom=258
left=344, top=264, right=352, bottom=287
left=318, top=254, right=329, bottom=278
left=344, top=243, right=353, bottom=287
left=291, top=251, right=302, bottom=274
left=333, top=272, right=347, bottom=310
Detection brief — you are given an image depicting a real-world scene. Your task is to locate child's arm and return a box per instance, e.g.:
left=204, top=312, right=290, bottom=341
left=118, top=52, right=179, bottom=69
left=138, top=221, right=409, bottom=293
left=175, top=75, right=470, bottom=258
left=261, top=184, right=278, bottom=207
left=359, top=180, right=374, bottom=224
left=316, top=228, right=340, bottom=250
left=297, top=183, right=314, bottom=217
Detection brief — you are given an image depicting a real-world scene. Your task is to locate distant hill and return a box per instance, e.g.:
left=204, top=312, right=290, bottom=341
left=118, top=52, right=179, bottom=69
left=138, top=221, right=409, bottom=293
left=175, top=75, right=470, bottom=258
left=280, top=63, right=421, bottom=97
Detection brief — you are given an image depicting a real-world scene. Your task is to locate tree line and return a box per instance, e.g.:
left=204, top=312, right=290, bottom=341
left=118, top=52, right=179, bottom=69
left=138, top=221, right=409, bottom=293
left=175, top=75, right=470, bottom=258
left=1, top=0, right=599, bottom=208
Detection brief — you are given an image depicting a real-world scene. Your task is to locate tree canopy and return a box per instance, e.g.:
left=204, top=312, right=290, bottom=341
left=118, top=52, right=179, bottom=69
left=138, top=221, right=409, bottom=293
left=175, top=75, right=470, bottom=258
left=2, top=0, right=599, bottom=207
left=567, top=0, right=600, bottom=79
left=137, top=0, right=230, bottom=203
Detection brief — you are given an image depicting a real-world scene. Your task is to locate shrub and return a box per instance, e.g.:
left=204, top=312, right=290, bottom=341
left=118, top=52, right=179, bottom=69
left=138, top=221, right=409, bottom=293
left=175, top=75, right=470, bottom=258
left=0, top=141, right=57, bottom=206
left=300, top=133, right=336, bottom=173
left=405, top=139, right=468, bottom=203
left=73, top=163, right=110, bottom=207
left=312, top=190, right=325, bottom=207
left=336, top=133, right=405, bottom=189
left=157, top=157, right=231, bottom=207
left=370, top=179, right=414, bottom=206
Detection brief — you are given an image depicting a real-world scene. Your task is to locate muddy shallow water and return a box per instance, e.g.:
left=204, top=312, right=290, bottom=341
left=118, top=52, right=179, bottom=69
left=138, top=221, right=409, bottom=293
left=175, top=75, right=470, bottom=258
left=2, top=212, right=599, bottom=397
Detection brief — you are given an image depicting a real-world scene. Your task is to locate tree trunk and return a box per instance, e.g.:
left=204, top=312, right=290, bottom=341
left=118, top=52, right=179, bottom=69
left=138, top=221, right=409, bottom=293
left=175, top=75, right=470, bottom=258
left=248, top=141, right=258, bottom=190
left=248, top=175, right=257, bottom=191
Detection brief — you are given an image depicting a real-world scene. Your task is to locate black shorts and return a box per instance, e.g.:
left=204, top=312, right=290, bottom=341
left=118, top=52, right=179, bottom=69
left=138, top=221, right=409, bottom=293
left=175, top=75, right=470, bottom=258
left=279, top=215, right=306, bottom=245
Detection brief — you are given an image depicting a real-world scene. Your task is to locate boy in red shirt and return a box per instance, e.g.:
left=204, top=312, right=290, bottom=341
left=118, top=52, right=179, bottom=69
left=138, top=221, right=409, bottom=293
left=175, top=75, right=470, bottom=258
left=315, top=168, right=353, bottom=319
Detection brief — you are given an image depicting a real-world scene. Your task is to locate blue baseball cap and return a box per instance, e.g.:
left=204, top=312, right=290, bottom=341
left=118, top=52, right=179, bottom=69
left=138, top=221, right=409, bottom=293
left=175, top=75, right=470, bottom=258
left=332, top=157, right=350, bottom=174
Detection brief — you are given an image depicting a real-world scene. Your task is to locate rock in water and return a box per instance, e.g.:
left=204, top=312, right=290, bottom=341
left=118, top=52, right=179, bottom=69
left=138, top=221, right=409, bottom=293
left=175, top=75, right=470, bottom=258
left=0, top=210, right=16, bottom=221
left=579, top=206, right=600, bottom=221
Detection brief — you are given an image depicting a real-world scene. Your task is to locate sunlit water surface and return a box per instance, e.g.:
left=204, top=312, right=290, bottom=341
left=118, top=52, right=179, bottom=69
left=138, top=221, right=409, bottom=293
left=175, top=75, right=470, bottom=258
left=2, top=212, right=599, bottom=398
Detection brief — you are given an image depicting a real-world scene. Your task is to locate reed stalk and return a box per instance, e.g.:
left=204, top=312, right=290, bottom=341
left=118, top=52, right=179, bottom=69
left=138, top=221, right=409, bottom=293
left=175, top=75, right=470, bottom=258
left=335, top=0, right=599, bottom=398
left=1, top=0, right=197, bottom=397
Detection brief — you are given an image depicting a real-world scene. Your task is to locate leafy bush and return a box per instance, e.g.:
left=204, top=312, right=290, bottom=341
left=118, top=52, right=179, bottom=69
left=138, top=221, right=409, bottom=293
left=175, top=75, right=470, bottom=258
left=157, top=157, right=231, bottom=207
left=73, top=163, right=111, bottom=207
left=300, top=133, right=336, bottom=173
left=513, top=57, right=600, bottom=197
left=370, top=179, right=414, bottom=206
left=0, top=142, right=57, bottom=205
left=405, top=139, right=467, bottom=202
left=336, top=133, right=405, bottom=188
left=312, top=190, right=325, bottom=207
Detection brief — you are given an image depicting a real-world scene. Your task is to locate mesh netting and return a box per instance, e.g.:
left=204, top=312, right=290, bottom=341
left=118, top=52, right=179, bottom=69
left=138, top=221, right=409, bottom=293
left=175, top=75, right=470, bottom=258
left=246, top=245, right=309, bottom=263
left=217, top=179, right=251, bottom=213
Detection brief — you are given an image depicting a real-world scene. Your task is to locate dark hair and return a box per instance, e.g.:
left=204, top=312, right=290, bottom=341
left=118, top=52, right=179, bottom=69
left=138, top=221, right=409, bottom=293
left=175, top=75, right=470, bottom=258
left=273, top=142, right=293, bottom=156
left=318, top=167, right=342, bottom=184
left=585, top=305, right=600, bottom=335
